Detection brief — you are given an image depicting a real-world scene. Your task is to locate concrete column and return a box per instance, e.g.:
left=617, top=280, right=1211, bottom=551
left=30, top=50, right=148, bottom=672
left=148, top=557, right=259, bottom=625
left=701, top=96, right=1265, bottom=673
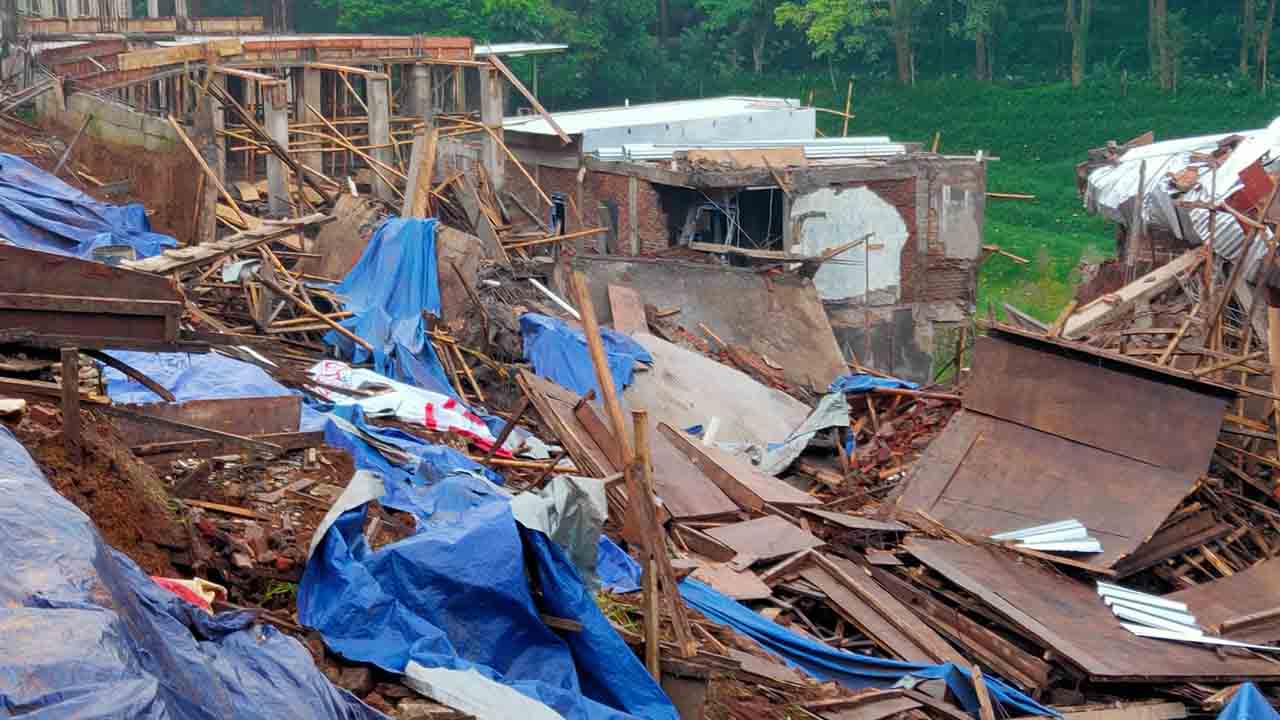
left=210, top=73, right=225, bottom=184
left=145, top=0, right=156, bottom=18
left=173, top=0, right=187, bottom=30
left=265, top=82, right=290, bottom=216
left=411, top=63, right=434, bottom=128
left=367, top=73, right=393, bottom=202
left=297, top=68, right=322, bottom=175
left=479, top=65, right=504, bottom=192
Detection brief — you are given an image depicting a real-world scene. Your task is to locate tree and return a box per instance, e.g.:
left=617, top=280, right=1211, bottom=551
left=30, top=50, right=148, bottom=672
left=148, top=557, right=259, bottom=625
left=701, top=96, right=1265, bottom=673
left=1262, top=0, right=1278, bottom=93
left=1243, top=0, right=1258, bottom=76
left=1153, top=0, right=1173, bottom=90
left=952, top=0, right=1001, bottom=81
left=889, top=0, right=914, bottom=84
left=1066, top=0, right=1091, bottom=87
left=696, top=0, right=781, bottom=74
left=775, top=0, right=883, bottom=63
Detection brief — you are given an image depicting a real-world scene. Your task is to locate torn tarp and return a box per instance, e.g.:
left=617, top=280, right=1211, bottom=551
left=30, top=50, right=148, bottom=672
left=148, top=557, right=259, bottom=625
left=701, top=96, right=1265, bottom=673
left=521, top=312, right=652, bottom=400
left=325, top=217, right=456, bottom=398
left=0, top=424, right=382, bottom=719
left=1217, top=684, right=1279, bottom=720
left=299, top=412, right=675, bottom=720
left=829, top=373, right=918, bottom=394
left=598, top=539, right=1055, bottom=719
left=100, top=350, right=326, bottom=431
left=0, top=153, right=175, bottom=259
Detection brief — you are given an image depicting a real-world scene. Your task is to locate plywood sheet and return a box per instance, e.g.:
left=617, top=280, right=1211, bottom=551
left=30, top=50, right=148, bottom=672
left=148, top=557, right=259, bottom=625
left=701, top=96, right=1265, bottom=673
left=966, top=333, right=1227, bottom=472
left=517, top=370, right=615, bottom=478
left=607, top=284, right=647, bottom=335
left=800, top=508, right=907, bottom=532
left=659, top=423, right=819, bottom=510
left=895, top=411, right=1200, bottom=568
left=1168, top=557, right=1280, bottom=643
left=906, top=538, right=1280, bottom=681
left=706, top=515, right=824, bottom=562
left=648, top=426, right=740, bottom=520
left=689, top=564, right=772, bottom=600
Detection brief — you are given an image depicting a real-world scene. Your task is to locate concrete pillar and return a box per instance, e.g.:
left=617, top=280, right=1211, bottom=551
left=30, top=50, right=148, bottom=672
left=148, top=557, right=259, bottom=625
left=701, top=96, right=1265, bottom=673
left=479, top=65, right=504, bottom=192
left=265, top=82, right=290, bottom=216
left=173, top=0, right=187, bottom=30
left=300, top=68, right=322, bottom=175
left=210, top=73, right=225, bottom=184
left=367, top=73, right=393, bottom=202
left=411, top=63, right=434, bottom=128
left=145, top=0, right=156, bottom=18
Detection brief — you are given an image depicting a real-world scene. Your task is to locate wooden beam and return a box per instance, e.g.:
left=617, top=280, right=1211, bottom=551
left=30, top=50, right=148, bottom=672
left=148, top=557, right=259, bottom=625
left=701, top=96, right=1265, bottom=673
left=83, top=349, right=175, bottom=402
left=61, top=348, right=81, bottom=465
left=568, top=271, right=632, bottom=463
left=95, top=404, right=283, bottom=455
left=487, top=55, right=570, bottom=145
left=1063, top=250, right=1204, bottom=339
left=168, top=114, right=248, bottom=226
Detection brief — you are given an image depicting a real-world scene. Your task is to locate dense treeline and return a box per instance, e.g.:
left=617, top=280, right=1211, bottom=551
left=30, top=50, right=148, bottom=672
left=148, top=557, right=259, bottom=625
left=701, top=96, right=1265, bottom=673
left=198, top=1, right=1280, bottom=108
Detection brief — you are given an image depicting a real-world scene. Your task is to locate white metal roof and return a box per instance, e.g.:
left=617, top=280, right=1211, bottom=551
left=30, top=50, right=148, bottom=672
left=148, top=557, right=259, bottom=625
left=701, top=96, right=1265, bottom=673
left=503, top=96, right=804, bottom=136
left=474, top=42, right=568, bottom=57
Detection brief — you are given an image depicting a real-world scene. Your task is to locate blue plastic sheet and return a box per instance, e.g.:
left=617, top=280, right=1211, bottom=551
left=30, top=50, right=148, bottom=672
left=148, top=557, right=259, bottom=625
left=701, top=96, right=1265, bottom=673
left=598, top=538, right=1055, bottom=719
left=0, top=153, right=175, bottom=259
left=300, top=410, right=675, bottom=720
left=520, top=313, right=652, bottom=399
left=101, top=350, right=326, bottom=431
left=0, top=424, right=383, bottom=719
left=829, top=373, right=919, bottom=394
left=325, top=218, right=456, bottom=398
left=1218, top=684, right=1280, bottom=720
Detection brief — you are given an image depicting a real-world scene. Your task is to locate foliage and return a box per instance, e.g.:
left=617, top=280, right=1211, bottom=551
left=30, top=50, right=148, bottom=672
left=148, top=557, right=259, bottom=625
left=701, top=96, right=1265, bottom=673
left=774, top=0, right=885, bottom=60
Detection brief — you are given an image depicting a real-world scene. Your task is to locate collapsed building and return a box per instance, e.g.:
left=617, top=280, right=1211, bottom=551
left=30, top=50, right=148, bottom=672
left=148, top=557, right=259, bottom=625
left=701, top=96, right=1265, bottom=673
left=6, top=6, right=1280, bottom=720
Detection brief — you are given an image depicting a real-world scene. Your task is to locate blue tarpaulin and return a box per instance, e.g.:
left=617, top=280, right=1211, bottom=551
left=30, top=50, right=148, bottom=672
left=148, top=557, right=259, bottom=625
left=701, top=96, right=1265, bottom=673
left=829, top=373, right=919, bottom=394
left=299, top=408, right=675, bottom=720
left=101, top=350, right=327, bottom=431
left=0, top=424, right=383, bottom=719
left=598, top=538, right=1056, bottom=719
left=1218, top=684, right=1280, bottom=720
left=325, top=218, right=456, bottom=398
left=0, top=153, right=175, bottom=259
left=520, top=313, right=652, bottom=400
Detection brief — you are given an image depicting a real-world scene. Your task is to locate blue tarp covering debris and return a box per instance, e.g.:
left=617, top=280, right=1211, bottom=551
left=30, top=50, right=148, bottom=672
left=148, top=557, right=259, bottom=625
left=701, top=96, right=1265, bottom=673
left=324, top=218, right=456, bottom=398
left=598, top=538, right=1056, bottom=719
left=520, top=313, right=652, bottom=399
left=100, top=350, right=326, bottom=431
left=0, top=424, right=383, bottom=719
left=829, top=373, right=919, bottom=394
left=0, top=153, right=175, bottom=259
left=1217, top=683, right=1279, bottom=720
left=299, top=407, right=675, bottom=719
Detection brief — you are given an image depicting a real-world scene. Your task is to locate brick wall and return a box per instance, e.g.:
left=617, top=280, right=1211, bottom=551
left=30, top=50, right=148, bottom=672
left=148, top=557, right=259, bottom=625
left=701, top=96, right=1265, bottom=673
left=503, top=158, right=671, bottom=255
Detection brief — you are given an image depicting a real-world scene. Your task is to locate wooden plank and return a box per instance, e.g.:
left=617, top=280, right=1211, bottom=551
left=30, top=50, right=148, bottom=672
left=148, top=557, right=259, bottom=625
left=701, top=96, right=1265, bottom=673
left=673, top=525, right=737, bottom=562
left=1063, top=250, right=1203, bottom=339
left=0, top=293, right=181, bottom=317
left=607, top=284, right=648, bottom=335
left=487, top=55, right=570, bottom=145
left=573, top=400, right=624, bottom=470
left=1169, top=556, right=1280, bottom=643
left=971, top=665, right=996, bottom=720
left=1056, top=701, right=1187, bottom=720
left=813, top=553, right=966, bottom=665
left=117, top=39, right=243, bottom=72
left=800, top=564, right=939, bottom=664
left=868, top=565, right=1051, bottom=690
left=61, top=348, right=81, bottom=465
left=517, top=371, right=614, bottom=477
left=112, top=396, right=301, bottom=446
left=181, top=498, right=273, bottom=521
left=966, top=332, right=1228, bottom=473
left=0, top=244, right=177, bottom=301
left=658, top=423, right=819, bottom=511
left=96, top=404, right=283, bottom=455
left=705, top=516, right=824, bottom=562
left=649, top=428, right=739, bottom=520
left=689, top=564, right=772, bottom=600
left=808, top=693, right=921, bottom=720
left=906, top=538, right=1280, bottom=682
left=799, top=508, right=907, bottom=532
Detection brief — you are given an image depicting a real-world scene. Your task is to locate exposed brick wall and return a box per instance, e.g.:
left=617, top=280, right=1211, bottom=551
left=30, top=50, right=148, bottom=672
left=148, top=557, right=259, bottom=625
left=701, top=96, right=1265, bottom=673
left=503, top=158, right=671, bottom=255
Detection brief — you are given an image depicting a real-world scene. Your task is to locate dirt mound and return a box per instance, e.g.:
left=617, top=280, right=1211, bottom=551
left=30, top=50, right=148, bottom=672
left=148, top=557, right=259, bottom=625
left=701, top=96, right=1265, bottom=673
left=17, top=406, right=187, bottom=576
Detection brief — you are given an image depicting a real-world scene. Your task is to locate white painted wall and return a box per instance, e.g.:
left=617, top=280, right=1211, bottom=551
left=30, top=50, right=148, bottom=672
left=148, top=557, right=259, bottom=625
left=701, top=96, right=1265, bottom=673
left=791, top=185, right=909, bottom=302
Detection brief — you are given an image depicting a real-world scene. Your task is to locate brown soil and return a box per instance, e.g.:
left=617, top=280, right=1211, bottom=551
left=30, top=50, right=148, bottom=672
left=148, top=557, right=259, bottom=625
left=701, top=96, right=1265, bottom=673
left=17, top=406, right=187, bottom=576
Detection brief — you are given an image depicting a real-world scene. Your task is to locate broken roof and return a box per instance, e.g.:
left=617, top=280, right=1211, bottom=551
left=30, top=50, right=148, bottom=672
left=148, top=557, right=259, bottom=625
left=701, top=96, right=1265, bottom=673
left=503, top=96, right=809, bottom=137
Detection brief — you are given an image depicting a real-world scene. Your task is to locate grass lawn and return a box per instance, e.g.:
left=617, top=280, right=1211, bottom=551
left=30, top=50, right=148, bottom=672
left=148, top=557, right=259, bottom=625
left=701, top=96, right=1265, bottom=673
left=743, top=75, right=1280, bottom=320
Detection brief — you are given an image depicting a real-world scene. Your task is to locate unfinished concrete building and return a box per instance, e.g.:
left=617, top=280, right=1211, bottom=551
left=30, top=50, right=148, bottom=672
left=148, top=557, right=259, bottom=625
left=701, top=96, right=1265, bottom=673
left=501, top=97, right=989, bottom=381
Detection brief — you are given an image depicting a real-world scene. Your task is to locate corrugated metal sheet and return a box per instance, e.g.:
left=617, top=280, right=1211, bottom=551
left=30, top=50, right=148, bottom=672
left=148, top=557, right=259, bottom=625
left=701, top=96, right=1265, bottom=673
left=502, top=96, right=803, bottom=136
left=1085, top=118, right=1280, bottom=283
